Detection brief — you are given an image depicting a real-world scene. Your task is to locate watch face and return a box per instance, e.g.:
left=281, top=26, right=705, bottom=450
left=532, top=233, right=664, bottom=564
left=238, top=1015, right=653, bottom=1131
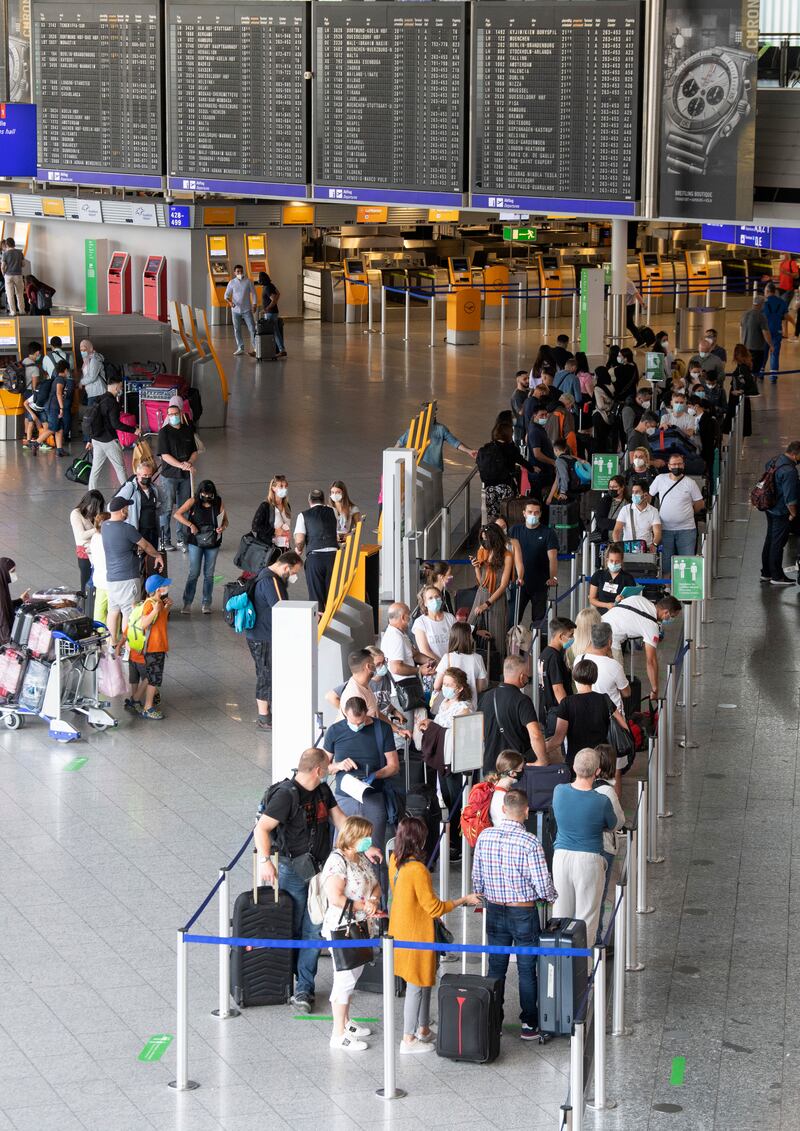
left=668, top=50, right=744, bottom=133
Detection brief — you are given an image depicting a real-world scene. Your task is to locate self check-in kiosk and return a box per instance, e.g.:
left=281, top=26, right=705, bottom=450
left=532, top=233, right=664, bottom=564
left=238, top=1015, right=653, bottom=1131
left=343, top=258, right=369, bottom=323
left=206, top=235, right=231, bottom=324
left=538, top=253, right=569, bottom=319
left=142, top=256, right=167, bottom=322
left=244, top=233, right=269, bottom=280
left=448, top=257, right=472, bottom=287
left=483, top=263, right=509, bottom=321
left=107, top=252, right=132, bottom=315
left=685, top=249, right=710, bottom=297
left=638, top=252, right=666, bottom=316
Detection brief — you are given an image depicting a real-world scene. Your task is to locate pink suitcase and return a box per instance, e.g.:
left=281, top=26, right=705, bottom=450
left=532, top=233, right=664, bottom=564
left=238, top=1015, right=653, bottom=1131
left=117, top=411, right=138, bottom=448
left=143, top=398, right=193, bottom=434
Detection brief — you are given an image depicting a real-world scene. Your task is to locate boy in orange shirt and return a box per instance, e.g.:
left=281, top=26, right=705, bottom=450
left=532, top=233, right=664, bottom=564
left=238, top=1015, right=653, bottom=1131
left=127, top=574, right=173, bottom=720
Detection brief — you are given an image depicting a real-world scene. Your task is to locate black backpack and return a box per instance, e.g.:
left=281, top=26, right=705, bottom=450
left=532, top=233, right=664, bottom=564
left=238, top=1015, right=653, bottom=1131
left=3, top=360, right=25, bottom=393
left=476, top=441, right=510, bottom=486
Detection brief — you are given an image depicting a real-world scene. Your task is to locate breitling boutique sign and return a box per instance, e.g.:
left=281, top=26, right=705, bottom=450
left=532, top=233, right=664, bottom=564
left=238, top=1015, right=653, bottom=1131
left=659, top=0, right=759, bottom=220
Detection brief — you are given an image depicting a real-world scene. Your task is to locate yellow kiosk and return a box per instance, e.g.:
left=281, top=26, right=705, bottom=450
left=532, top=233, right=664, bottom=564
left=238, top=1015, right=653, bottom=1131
left=446, top=288, right=480, bottom=345
left=447, top=257, right=472, bottom=287
left=205, top=235, right=232, bottom=324
left=483, top=263, right=509, bottom=321
left=244, top=233, right=269, bottom=281
left=0, top=316, right=22, bottom=440
left=685, top=248, right=710, bottom=296
left=538, top=253, right=568, bottom=318
left=343, top=257, right=369, bottom=323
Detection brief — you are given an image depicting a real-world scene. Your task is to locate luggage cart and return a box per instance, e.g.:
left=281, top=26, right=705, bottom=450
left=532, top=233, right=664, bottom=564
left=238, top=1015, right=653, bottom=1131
left=140, top=384, right=179, bottom=439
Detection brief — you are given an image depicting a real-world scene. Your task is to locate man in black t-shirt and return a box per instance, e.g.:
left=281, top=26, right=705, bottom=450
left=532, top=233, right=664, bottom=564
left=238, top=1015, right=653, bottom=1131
left=156, top=397, right=198, bottom=551
left=538, top=617, right=575, bottom=737
left=510, top=499, right=560, bottom=626
left=479, top=655, right=546, bottom=774
left=546, top=658, right=630, bottom=769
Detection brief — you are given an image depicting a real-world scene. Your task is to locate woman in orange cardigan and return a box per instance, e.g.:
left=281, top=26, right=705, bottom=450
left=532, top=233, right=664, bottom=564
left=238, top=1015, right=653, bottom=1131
left=389, top=816, right=480, bottom=1054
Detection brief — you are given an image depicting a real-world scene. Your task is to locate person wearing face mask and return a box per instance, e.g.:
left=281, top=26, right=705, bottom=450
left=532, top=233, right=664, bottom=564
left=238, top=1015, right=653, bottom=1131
left=688, top=338, right=725, bottom=383
left=538, top=616, right=576, bottom=737
left=468, top=523, right=513, bottom=659
left=412, top=584, right=456, bottom=670
left=329, top=480, right=361, bottom=542
left=257, top=270, right=286, bottom=359
left=251, top=475, right=292, bottom=553
left=595, top=475, right=628, bottom=538
left=546, top=660, right=630, bottom=773
left=85, top=376, right=140, bottom=490
left=511, top=369, right=531, bottom=446
left=174, top=478, right=228, bottom=614
left=156, top=398, right=198, bottom=552
left=77, top=338, right=106, bottom=405
left=726, top=343, right=757, bottom=439
left=0, top=558, right=30, bottom=645
left=102, top=496, right=164, bottom=654
left=479, top=655, right=546, bottom=774
left=648, top=458, right=704, bottom=575
left=478, top=414, right=537, bottom=519
left=116, top=452, right=161, bottom=555
left=660, top=393, right=699, bottom=449
left=613, top=490, right=662, bottom=553
left=621, top=385, right=654, bottom=440
left=589, top=544, right=637, bottom=611
left=591, top=366, right=617, bottom=452
left=224, top=263, right=258, bottom=357
left=625, top=443, right=659, bottom=489
left=526, top=402, right=557, bottom=497
left=295, top=489, right=339, bottom=611
left=701, top=373, right=727, bottom=418
left=509, top=499, right=559, bottom=626
left=653, top=331, right=674, bottom=373
left=486, top=750, right=526, bottom=825
left=432, top=621, right=488, bottom=709
left=245, top=550, right=304, bottom=730
left=327, top=648, right=411, bottom=736
left=413, top=560, right=454, bottom=621
left=688, top=395, right=720, bottom=471
left=417, top=667, right=472, bottom=780
left=704, top=328, right=727, bottom=364
left=602, top=594, right=682, bottom=698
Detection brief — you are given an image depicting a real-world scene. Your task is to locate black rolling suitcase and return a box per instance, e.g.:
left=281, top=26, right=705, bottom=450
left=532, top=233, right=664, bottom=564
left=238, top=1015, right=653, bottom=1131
left=256, top=316, right=283, bottom=361
left=537, top=918, right=589, bottom=1036
left=437, top=972, right=503, bottom=1063
left=624, top=675, right=642, bottom=719
left=548, top=501, right=581, bottom=553
left=230, top=853, right=294, bottom=1007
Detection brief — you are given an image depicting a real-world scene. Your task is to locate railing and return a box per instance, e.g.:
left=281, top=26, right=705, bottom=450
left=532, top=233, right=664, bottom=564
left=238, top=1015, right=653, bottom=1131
left=758, top=33, right=800, bottom=88
left=420, top=465, right=482, bottom=560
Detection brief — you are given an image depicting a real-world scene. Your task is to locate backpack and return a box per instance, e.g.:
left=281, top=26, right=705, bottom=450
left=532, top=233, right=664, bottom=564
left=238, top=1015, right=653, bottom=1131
left=476, top=441, right=509, bottom=486
left=750, top=460, right=779, bottom=512
left=460, top=780, right=504, bottom=847
left=3, top=360, right=25, bottom=393
left=257, top=778, right=320, bottom=860
left=82, top=398, right=103, bottom=439
left=127, top=600, right=155, bottom=653
left=223, top=576, right=257, bottom=631
left=558, top=453, right=591, bottom=495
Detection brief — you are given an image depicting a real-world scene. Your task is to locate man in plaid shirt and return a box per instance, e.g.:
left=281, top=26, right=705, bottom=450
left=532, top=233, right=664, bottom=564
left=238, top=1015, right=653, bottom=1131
left=472, top=789, right=557, bottom=1040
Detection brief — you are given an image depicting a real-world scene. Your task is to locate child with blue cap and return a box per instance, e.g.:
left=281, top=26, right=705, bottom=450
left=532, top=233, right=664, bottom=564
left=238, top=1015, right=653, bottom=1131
left=126, top=573, right=173, bottom=720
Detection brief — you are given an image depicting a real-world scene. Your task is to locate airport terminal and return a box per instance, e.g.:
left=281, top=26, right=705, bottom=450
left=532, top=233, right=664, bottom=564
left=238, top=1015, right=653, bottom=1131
left=0, top=0, right=797, bottom=1128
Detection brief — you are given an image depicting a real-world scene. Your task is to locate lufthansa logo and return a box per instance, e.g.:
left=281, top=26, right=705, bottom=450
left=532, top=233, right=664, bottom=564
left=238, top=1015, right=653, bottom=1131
left=464, top=301, right=476, bottom=314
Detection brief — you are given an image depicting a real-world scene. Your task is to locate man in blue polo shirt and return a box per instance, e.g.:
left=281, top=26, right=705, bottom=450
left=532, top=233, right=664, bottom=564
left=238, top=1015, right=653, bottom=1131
left=510, top=499, right=559, bottom=626
left=763, top=282, right=796, bottom=382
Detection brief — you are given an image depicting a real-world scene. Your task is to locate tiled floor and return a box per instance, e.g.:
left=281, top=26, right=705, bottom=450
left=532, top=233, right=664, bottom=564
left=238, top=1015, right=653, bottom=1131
left=0, top=308, right=798, bottom=1129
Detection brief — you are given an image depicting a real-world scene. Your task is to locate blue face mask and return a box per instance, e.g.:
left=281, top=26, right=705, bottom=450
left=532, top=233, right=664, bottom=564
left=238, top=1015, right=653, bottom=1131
left=347, top=721, right=366, bottom=733
left=356, top=836, right=373, bottom=853
left=374, top=663, right=388, bottom=678
left=525, top=514, right=540, bottom=527
left=426, top=597, right=443, bottom=613
left=631, top=494, right=643, bottom=506
left=563, top=637, right=575, bottom=650
left=441, top=686, right=457, bottom=700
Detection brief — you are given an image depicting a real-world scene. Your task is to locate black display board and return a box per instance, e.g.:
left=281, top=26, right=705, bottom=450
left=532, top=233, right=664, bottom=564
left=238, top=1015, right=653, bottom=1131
left=31, top=0, right=162, bottom=189
left=471, top=1, right=642, bottom=216
left=167, top=0, right=307, bottom=198
left=314, top=2, right=465, bottom=206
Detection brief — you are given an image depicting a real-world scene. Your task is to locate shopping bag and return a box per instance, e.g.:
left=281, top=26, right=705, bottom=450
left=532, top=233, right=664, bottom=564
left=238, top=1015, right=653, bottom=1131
left=98, top=653, right=127, bottom=698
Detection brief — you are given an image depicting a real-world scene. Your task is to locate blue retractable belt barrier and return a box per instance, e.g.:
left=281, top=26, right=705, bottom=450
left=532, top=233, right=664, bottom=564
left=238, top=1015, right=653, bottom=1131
left=183, top=934, right=594, bottom=958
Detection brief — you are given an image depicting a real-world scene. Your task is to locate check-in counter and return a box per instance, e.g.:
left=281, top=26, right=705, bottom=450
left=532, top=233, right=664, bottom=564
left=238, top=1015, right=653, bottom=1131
left=303, top=265, right=346, bottom=322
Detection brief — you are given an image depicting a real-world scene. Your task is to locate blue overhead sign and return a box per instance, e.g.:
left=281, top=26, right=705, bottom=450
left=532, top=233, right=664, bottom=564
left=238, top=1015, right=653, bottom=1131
left=168, top=205, right=190, bottom=229
left=703, top=223, right=800, bottom=255
left=0, top=103, right=36, bottom=177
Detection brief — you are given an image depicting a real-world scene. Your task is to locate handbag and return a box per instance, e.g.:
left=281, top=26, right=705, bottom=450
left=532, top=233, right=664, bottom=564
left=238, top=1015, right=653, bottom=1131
left=434, top=917, right=454, bottom=946
left=97, top=652, right=127, bottom=698
left=195, top=527, right=219, bottom=549
left=607, top=696, right=635, bottom=765
left=233, top=531, right=271, bottom=573
left=391, top=673, right=427, bottom=712
left=330, top=899, right=375, bottom=971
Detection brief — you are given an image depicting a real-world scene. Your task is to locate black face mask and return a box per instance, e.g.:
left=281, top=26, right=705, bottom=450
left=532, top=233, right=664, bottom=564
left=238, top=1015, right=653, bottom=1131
left=200, top=496, right=213, bottom=504
left=669, top=467, right=684, bottom=477
left=139, top=477, right=152, bottom=486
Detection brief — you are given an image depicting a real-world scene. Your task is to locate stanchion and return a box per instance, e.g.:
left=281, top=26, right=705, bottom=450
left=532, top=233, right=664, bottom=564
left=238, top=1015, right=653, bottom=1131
left=581, top=534, right=590, bottom=605
left=587, top=947, right=616, bottom=1111
left=636, top=781, right=654, bottom=913
left=439, top=814, right=450, bottom=903
left=571, top=291, right=578, bottom=345
left=381, top=286, right=386, bottom=336
left=722, top=276, right=727, bottom=309
left=499, top=289, right=506, bottom=344
left=679, top=618, right=698, bottom=750
left=543, top=288, right=550, bottom=339
left=705, top=285, right=711, bottom=306
left=211, top=868, right=239, bottom=1020
left=646, top=288, right=652, bottom=329
left=657, top=705, right=672, bottom=819
left=376, top=936, right=405, bottom=1100
left=403, top=288, right=411, bottom=341
left=625, top=830, right=643, bottom=972
left=531, top=630, right=542, bottom=715
left=570, top=1020, right=585, bottom=1131
left=664, top=663, right=675, bottom=778
left=168, top=929, right=199, bottom=1091
left=366, top=284, right=374, bottom=334
left=611, top=886, right=631, bottom=1037
left=429, top=291, right=436, bottom=349
left=647, top=737, right=664, bottom=864
left=569, top=555, right=578, bottom=621
left=461, top=786, right=472, bottom=975
left=517, top=282, right=523, bottom=331
left=560, top=1104, right=574, bottom=1130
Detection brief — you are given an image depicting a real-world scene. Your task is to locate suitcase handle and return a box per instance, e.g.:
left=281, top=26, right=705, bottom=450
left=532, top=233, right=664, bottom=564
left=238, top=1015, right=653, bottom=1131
left=252, top=847, right=279, bottom=905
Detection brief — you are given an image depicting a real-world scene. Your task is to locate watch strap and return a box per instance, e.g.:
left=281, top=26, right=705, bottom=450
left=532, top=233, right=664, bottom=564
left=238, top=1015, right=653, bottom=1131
left=665, top=128, right=708, bottom=175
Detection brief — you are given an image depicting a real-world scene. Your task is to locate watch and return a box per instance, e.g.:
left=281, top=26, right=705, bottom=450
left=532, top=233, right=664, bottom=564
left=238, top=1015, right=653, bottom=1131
left=665, top=46, right=754, bottom=175
left=258, top=855, right=269, bottom=863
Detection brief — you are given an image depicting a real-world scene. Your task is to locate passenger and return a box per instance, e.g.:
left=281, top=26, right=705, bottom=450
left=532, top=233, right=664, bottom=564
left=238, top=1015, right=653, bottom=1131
left=127, top=574, right=173, bottom=720
left=546, top=659, right=630, bottom=772
left=688, top=338, right=725, bottom=383
left=478, top=413, right=536, bottom=520
left=321, top=815, right=382, bottom=1050
left=592, top=744, right=626, bottom=938
left=175, top=478, right=228, bottom=614
left=156, top=396, right=198, bottom=552
left=565, top=606, right=601, bottom=669
left=688, top=395, right=719, bottom=471
left=325, top=648, right=410, bottom=738
left=417, top=667, right=472, bottom=765
left=546, top=392, right=578, bottom=455
left=323, top=697, right=398, bottom=861
left=245, top=550, right=303, bottom=730
left=613, top=348, right=639, bottom=401
left=762, top=283, right=796, bottom=381
left=390, top=816, right=480, bottom=1054
left=552, top=334, right=573, bottom=369
left=472, top=789, right=557, bottom=1040
left=479, top=655, right=546, bottom=775
left=364, top=646, right=407, bottom=728
left=621, top=385, right=654, bottom=440
left=591, top=367, right=617, bottom=452
left=0, top=558, right=29, bottom=645
left=78, top=339, right=106, bottom=406
left=552, top=747, right=619, bottom=950
left=624, top=277, right=644, bottom=344
left=412, top=560, right=455, bottom=620
left=760, top=440, right=800, bottom=586
left=648, top=455, right=704, bottom=574
left=529, top=343, right=559, bottom=384
left=486, top=750, right=526, bottom=825
left=511, top=369, right=531, bottom=446
left=102, top=496, right=163, bottom=653
left=395, top=399, right=477, bottom=474
left=87, top=512, right=110, bottom=627
left=294, top=488, right=338, bottom=612
left=525, top=400, right=557, bottom=497
left=468, top=522, right=513, bottom=657
left=538, top=616, right=576, bottom=736
left=258, top=270, right=286, bottom=358
left=704, top=327, right=727, bottom=364
left=613, top=490, right=661, bottom=552
left=509, top=498, right=559, bottom=628
left=595, top=475, right=627, bottom=538
left=653, top=330, right=674, bottom=374
left=432, top=621, right=488, bottom=709
left=380, top=602, right=436, bottom=685
left=35, top=359, right=73, bottom=455
left=574, top=351, right=595, bottom=398
left=624, top=441, right=660, bottom=487
left=333, top=648, right=381, bottom=721
left=251, top=474, right=292, bottom=553
left=224, top=263, right=257, bottom=357
left=553, top=356, right=582, bottom=403
left=69, top=490, right=106, bottom=595
left=329, top=480, right=361, bottom=541
left=573, top=622, right=631, bottom=713
left=21, top=341, right=45, bottom=450
left=727, top=344, right=757, bottom=438
left=602, top=594, right=682, bottom=698
left=739, top=296, right=771, bottom=378
left=413, top=584, right=456, bottom=668
left=86, top=375, right=139, bottom=491
left=116, top=448, right=161, bottom=569
left=659, top=390, right=698, bottom=448
left=2, top=236, right=26, bottom=315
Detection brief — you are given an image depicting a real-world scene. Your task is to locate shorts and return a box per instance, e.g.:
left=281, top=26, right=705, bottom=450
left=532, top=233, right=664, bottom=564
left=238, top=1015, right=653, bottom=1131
left=106, top=577, right=141, bottom=616
left=247, top=638, right=272, bottom=701
left=128, top=652, right=166, bottom=688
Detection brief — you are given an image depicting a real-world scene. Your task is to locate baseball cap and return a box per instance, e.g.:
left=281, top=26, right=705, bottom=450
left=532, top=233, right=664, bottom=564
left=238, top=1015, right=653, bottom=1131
left=109, top=496, right=129, bottom=513
left=168, top=395, right=183, bottom=410
left=145, top=574, right=172, bottom=593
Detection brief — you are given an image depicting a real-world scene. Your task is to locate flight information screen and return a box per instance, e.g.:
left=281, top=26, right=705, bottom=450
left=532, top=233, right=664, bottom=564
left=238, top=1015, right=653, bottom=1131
left=471, top=1, right=642, bottom=215
left=167, top=0, right=307, bottom=198
left=31, top=0, right=163, bottom=189
left=314, top=2, right=465, bottom=206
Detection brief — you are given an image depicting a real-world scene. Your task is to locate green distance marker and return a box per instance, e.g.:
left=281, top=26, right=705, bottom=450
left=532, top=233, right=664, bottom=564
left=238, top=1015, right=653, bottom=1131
left=670, top=1056, right=686, bottom=1086
left=293, top=1015, right=379, bottom=1023
left=63, top=756, right=88, bottom=772
left=139, top=1034, right=173, bottom=1062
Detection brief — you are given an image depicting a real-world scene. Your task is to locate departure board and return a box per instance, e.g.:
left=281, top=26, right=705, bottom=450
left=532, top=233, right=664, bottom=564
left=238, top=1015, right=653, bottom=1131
left=314, top=3, right=465, bottom=206
left=31, top=1, right=162, bottom=189
left=471, top=2, right=642, bottom=216
left=167, top=1, right=307, bottom=198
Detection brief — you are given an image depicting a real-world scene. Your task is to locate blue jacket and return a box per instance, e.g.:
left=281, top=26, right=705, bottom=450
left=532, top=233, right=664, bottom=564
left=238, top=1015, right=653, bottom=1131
left=225, top=591, right=255, bottom=633
left=768, top=454, right=799, bottom=517
left=554, top=369, right=583, bottom=402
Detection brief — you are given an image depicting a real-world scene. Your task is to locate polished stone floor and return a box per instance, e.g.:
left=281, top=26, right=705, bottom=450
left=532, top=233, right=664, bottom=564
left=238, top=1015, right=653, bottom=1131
left=0, top=306, right=797, bottom=1130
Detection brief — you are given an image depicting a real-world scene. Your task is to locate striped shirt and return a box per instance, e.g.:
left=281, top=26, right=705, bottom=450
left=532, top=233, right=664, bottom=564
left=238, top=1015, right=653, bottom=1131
left=472, top=820, right=557, bottom=905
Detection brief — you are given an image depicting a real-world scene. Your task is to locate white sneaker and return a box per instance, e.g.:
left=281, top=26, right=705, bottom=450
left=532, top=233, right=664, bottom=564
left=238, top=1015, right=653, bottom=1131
left=330, top=1032, right=368, bottom=1051
left=346, top=1021, right=371, bottom=1038
left=414, top=1027, right=436, bottom=1043
left=400, top=1038, right=434, bottom=1055
left=234, top=347, right=244, bottom=356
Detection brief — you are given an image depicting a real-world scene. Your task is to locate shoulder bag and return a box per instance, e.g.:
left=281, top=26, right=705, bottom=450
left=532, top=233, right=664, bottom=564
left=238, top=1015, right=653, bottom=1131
left=606, top=694, right=634, bottom=765
left=389, top=670, right=427, bottom=711
left=330, top=898, right=375, bottom=971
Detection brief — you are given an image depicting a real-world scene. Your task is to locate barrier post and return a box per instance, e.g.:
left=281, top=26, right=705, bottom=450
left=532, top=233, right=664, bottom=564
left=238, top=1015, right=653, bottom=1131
left=571, top=290, right=578, bottom=346
left=636, top=781, right=654, bottom=913
left=404, top=287, right=411, bottom=341
left=429, top=290, right=436, bottom=349
left=646, top=287, right=652, bottom=329
left=439, top=812, right=450, bottom=903
left=461, top=781, right=472, bottom=974
left=376, top=936, right=405, bottom=1100
left=560, top=1104, right=574, bottom=1130
left=625, top=829, right=643, bottom=972
left=657, top=701, right=672, bottom=820
left=499, top=288, right=506, bottom=344
left=543, top=288, right=550, bottom=339
left=211, top=868, right=239, bottom=1021
left=705, top=285, right=711, bottom=307
left=587, top=947, right=616, bottom=1111
left=168, top=930, right=199, bottom=1091
left=722, top=276, right=727, bottom=309
left=367, top=283, right=373, bottom=333
left=381, top=286, right=386, bottom=335
left=647, top=738, right=664, bottom=864
left=570, top=1020, right=585, bottom=1131
left=664, top=663, right=675, bottom=778
left=569, top=555, right=578, bottom=621
left=517, top=281, right=523, bottom=331
left=531, top=629, right=542, bottom=715
left=680, top=620, right=697, bottom=750
left=611, top=885, right=631, bottom=1036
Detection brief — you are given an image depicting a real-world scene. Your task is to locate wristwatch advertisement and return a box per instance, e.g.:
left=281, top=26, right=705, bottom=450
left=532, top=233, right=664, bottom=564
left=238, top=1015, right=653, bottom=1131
left=659, top=0, right=759, bottom=221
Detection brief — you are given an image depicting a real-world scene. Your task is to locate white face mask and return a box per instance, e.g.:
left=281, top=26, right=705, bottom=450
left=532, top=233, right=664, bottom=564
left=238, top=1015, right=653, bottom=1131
left=633, top=458, right=646, bottom=469
left=608, top=562, right=622, bottom=574
left=639, top=400, right=651, bottom=410
left=330, top=492, right=342, bottom=503
left=525, top=514, right=540, bottom=527
left=287, top=572, right=298, bottom=585
left=9, top=569, right=18, bottom=583
left=275, top=487, right=288, bottom=499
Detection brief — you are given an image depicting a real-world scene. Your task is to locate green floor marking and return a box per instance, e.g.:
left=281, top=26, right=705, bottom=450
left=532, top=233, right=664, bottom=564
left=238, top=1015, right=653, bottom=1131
left=293, top=1015, right=380, bottom=1023
left=670, top=1056, right=686, bottom=1086
left=63, top=756, right=88, bottom=771
left=213, top=575, right=225, bottom=583
left=139, top=1034, right=173, bottom=1062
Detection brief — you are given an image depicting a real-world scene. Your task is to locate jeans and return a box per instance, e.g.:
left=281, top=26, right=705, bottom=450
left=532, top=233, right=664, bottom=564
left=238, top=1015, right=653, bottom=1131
left=88, top=439, right=127, bottom=490
left=751, top=348, right=765, bottom=378
left=486, top=903, right=540, bottom=1027
left=263, top=312, right=285, bottom=353
left=159, top=477, right=192, bottom=545
left=660, top=527, right=696, bottom=577
left=767, top=333, right=782, bottom=376
left=183, top=544, right=219, bottom=607
left=762, top=511, right=791, bottom=580
left=278, top=861, right=321, bottom=997
left=232, top=309, right=256, bottom=351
